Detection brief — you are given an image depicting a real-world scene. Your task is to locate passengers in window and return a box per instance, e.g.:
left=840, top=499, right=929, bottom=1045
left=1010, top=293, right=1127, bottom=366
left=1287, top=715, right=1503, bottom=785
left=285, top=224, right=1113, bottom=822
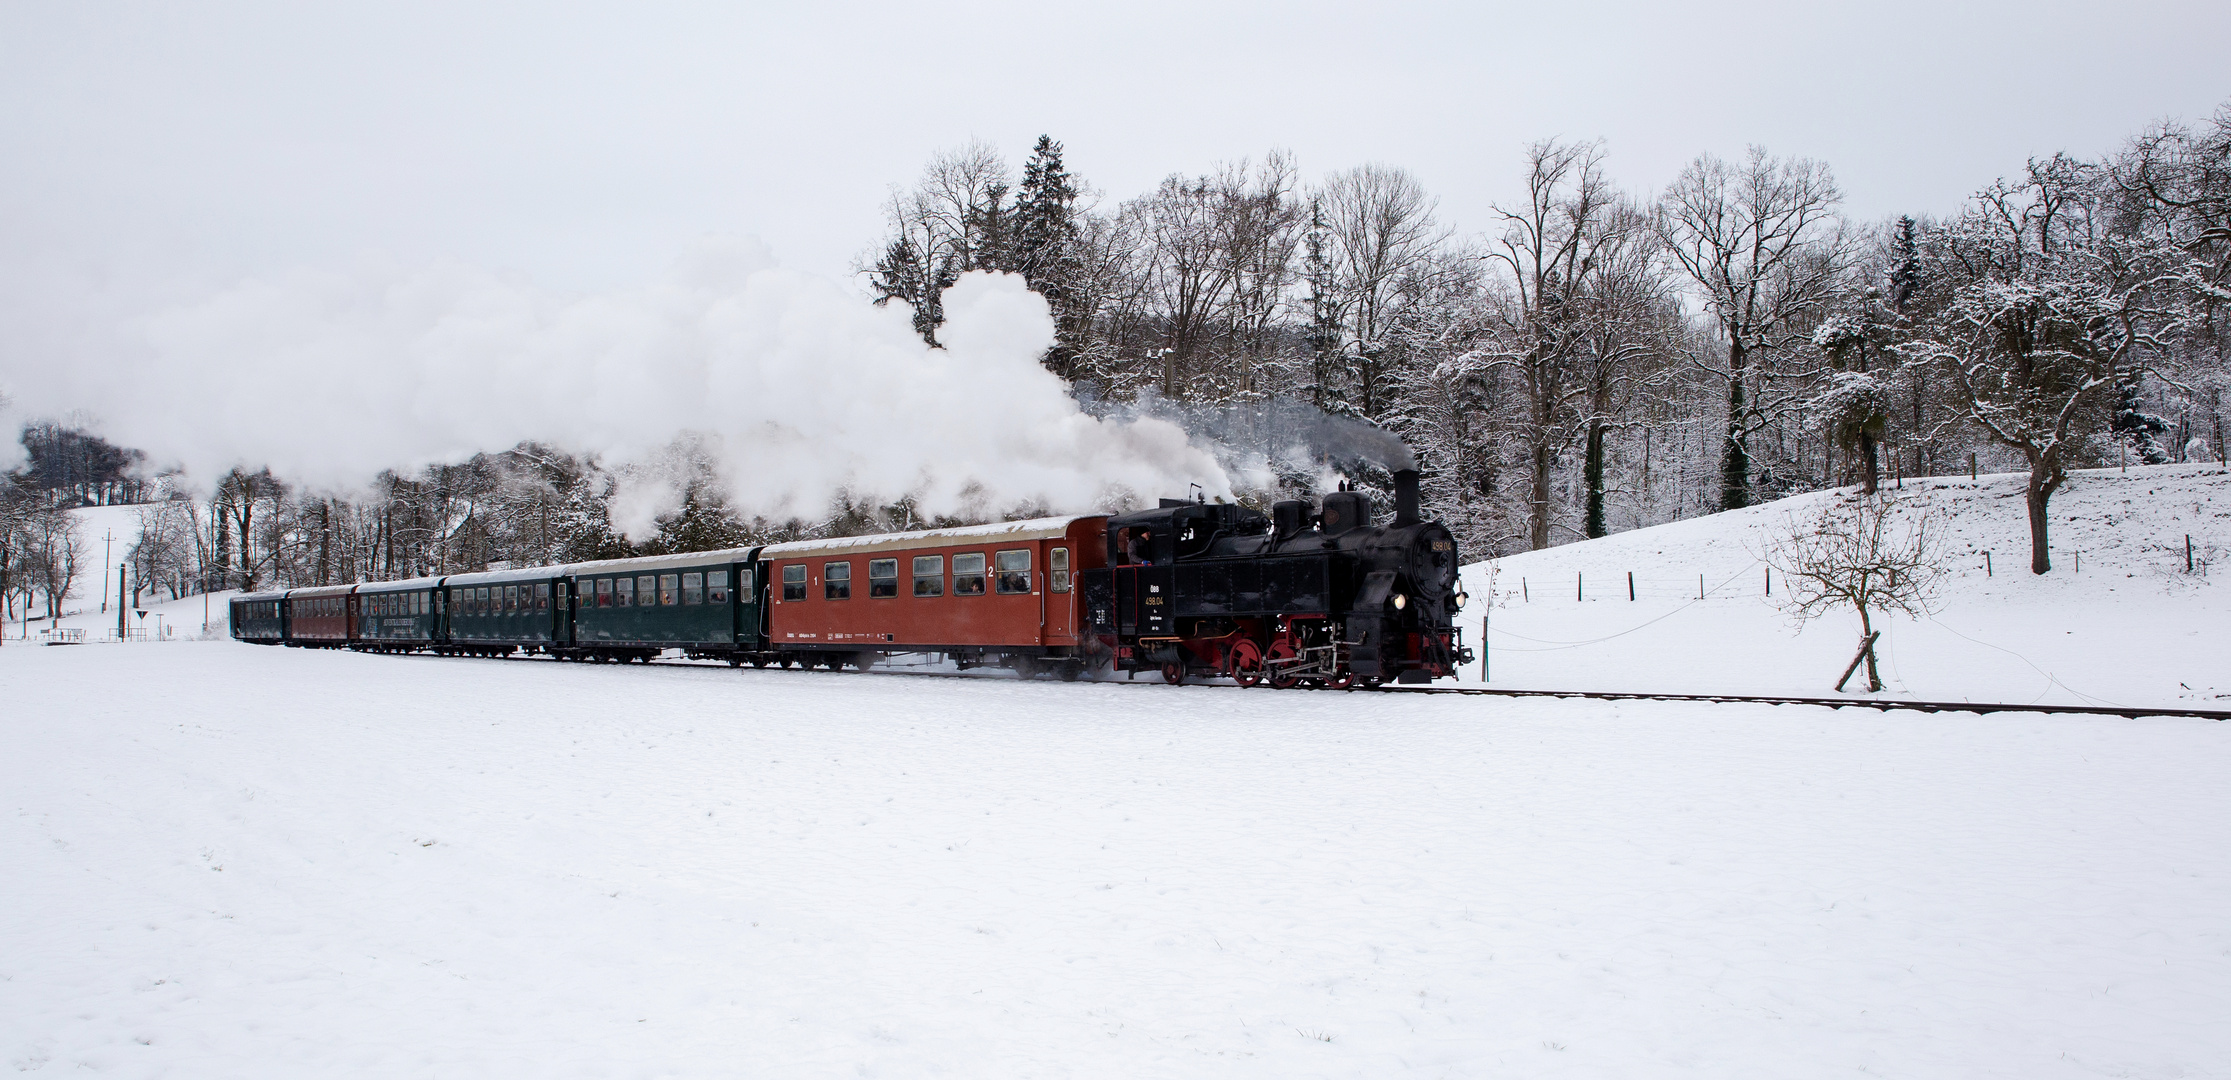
left=537, top=584, right=550, bottom=612
left=658, top=574, right=679, bottom=606
left=598, top=578, right=613, bottom=607
left=824, top=562, right=851, bottom=600
left=505, top=585, right=519, bottom=612
left=994, top=549, right=1031, bottom=594
left=913, top=555, right=943, bottom=597
left=868, top=559, right=897, bottom=598
left=707, top=570, right=728, bottom=605
left=637, top=575, right=656, bottom=606
left=952, top=552, right=986, bottom=596
left=616, top=578, right=634, bottom=607
left=782, top=564, right=807, bottom=602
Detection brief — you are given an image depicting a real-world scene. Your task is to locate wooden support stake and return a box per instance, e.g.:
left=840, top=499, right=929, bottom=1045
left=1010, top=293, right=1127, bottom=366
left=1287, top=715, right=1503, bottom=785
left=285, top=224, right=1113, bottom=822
left=1480, top=615, right=1489, bottom=683
left=2188, top=534, right=2195, bottom=573
left=1628, top=571, right=1635, bottom=601
left=1577, top=573, right=1583, bottom=602
left=1699, top=573, right=1705, bottom=600
left=1835, top=631, right=1883, bottom=693
left=1522, top=577, right=1528, bottom=602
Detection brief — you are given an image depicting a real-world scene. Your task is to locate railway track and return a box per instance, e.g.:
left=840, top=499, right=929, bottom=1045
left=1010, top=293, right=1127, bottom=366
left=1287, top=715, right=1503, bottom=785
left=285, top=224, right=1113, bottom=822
left=448, top=649, right=2231, bottom=721
left=1375, top=684, right=2231, bottom=721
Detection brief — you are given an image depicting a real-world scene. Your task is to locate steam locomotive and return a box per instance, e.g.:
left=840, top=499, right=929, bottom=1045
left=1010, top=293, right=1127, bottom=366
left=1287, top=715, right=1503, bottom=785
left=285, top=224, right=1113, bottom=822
left=1082, top=467, right=1471, bottom=687
left=233, top=468, right=1471, bottom=687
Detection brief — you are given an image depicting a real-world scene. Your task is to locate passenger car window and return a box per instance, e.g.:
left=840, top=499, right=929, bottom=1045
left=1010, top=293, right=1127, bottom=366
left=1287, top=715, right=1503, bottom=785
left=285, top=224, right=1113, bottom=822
left=682, top=573, right=703, bottom=605
left=615, top=577, right=634, bottom=607
left=868, top=559, right=898, bottom=597
left=659, top=573, right=679, bottom=606
left=994, top=549, right=1031, bottom=594
left=597, top=578, right=613, bottom=607
left=537, top=584, right=551, bottom=612
left=478, top=587, right=492, bottom=613
left=739, top=568, right=754, bottom=594
left=1051, top=547, right=1071, bottom=593
left=707, top=570, right=729, bottom=605
left=636, top=575, right=656, bottom=606
left=824, top=561, right=851, bottom=600
left=912, top=555, right=944, bottom=597
left=504, top=585, right=519, bottom=611
left=953, top=552, right=986, bottom=596
left=782, top=564, right=807, bottom=602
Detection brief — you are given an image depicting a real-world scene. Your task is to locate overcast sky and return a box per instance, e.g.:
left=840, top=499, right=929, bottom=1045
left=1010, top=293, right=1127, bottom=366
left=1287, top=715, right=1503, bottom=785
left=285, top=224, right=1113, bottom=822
left=2, top=0, right=2226, bottom=388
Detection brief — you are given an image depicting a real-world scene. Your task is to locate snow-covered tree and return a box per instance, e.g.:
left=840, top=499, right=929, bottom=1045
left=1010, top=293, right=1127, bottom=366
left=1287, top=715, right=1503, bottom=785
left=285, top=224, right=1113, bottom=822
left=1657, top=148, right=1857, bottom=510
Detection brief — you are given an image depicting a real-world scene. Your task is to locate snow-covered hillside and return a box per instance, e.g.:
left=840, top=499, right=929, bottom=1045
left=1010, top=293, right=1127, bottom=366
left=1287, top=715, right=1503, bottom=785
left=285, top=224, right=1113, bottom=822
left=1459, top=462, right=2229, bottom=708
left=4, top=642, right=2228, bottom=1077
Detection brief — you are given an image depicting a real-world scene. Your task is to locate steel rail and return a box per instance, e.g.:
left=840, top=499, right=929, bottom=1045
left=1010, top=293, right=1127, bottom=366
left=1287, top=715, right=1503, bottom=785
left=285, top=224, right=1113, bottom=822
left=382, top=647, right=2231, bottom=721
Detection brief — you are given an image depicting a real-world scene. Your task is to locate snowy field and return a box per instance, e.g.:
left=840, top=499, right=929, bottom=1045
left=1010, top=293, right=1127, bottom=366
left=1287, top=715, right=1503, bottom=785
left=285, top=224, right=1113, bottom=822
left=1459, top=462, right=2230, bottom=708
left=5, top=641, right=2229, bottom=1077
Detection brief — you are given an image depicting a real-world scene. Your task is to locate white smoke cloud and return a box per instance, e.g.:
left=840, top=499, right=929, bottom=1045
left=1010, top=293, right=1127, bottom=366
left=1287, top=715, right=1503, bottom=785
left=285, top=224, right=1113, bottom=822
left=2, top=242, right=1230, bottom=524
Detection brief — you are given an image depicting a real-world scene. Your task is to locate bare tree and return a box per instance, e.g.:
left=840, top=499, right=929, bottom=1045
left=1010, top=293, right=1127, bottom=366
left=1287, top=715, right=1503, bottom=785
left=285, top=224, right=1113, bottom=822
left=1764, top=491, right=1945, bottom=692
left=19, top=499, right=85, bottom=627
left=1658, top=147, right=1856, bottom=510
left=1907, top=156, right=2184, bottom=573
left=1320, top=164, right=1451, bottom=419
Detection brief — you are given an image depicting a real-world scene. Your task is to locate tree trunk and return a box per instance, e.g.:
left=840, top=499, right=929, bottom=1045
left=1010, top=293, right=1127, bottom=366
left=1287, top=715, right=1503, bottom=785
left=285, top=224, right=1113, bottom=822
left=1528, top=436, right=1553, bottom=550
left=1859, top=430, right=1880, bottom=495
left=1584, top=420, right=1608, bottom=539
left=1720, top=342, right=1750, bottom=510
left=1857, top=606, right=1882, bottom=692
left=2025, top=462, right=2059, bottom=574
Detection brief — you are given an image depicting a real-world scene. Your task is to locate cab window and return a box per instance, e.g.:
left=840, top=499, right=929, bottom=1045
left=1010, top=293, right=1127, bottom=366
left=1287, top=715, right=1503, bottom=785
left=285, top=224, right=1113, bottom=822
left=912, top=555, right=944, bottom=597
left=868, top=559, right=898, bottom=598
left=994, top=549, right=1031, bottom=594
left=952, top=552, right=986, bottom=596
left=707, top=570, right=729, bottom=605
left=682, top=573, right=703, bottom=605
left=824, top=562, right=851, bottom=600
left=782, top=564, right=807, bottom=602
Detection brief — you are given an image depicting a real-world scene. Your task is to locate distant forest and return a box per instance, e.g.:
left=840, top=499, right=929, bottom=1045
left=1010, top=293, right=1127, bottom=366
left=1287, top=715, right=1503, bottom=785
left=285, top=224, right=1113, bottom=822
left=5, top=102, right=2227, bottom=616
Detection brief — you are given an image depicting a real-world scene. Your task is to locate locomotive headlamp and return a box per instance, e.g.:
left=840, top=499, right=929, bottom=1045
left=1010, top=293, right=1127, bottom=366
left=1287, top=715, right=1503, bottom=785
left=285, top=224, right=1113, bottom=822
left=1392, top=593, right=1407, bottom=610
left=1453, top=590, right=1468, bottom=609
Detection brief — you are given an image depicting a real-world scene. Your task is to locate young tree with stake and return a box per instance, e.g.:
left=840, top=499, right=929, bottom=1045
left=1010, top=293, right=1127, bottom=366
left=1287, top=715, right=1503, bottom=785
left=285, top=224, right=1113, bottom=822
left=1763, top=492, right=1945, bottom=692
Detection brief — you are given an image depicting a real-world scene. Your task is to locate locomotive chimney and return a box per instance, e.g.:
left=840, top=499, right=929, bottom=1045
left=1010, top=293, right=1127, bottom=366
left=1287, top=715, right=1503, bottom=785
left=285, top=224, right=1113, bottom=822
left=1393, top=468, right=1422, bottom=527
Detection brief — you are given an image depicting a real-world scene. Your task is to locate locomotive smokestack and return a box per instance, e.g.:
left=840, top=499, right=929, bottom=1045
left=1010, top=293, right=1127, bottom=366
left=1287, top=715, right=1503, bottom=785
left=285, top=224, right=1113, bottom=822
left=1393, top=468, right=1421, bottom=528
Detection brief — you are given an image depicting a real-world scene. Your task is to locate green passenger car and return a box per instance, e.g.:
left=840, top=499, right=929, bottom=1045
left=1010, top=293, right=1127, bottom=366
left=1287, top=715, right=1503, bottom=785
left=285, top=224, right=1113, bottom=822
left=353, top=576, right=444, bottom=652
left=562, top=547, right=762, bottom=663
left=443, top=569, right=567, bottom=657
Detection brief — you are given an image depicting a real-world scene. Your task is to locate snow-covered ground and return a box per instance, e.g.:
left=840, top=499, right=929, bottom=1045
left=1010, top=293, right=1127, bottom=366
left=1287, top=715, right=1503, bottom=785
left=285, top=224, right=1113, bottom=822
left=4, top=641, right=2228, bottom=1077
left=1458, top=462, right=2230, bottom=709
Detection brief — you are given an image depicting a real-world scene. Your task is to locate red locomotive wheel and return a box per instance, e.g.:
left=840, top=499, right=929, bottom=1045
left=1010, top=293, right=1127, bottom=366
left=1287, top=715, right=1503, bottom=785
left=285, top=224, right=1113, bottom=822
left=1327, top=670, right=1356, bottom=691
left=1265, top=641, right=1300, bottom=690
left=1162, top=662, right=1185, bottom=685
left=1228, top=639, right=1265, bottom=688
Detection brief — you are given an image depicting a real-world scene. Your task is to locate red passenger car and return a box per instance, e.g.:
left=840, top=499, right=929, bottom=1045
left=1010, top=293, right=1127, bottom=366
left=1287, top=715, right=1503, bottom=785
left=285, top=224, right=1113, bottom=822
left=283, top=584, right=357, bottom=648
left=759, top=516, right=1106, bottom=678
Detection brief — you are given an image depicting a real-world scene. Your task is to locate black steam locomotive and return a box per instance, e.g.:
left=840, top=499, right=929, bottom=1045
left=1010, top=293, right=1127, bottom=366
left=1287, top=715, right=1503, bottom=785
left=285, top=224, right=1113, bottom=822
left=1079, top=468, right=1472, bottom=687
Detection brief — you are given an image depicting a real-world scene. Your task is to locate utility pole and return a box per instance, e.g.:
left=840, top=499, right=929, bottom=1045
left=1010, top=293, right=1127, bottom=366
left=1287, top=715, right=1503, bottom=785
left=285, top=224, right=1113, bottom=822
left=101, top=529, right=115, bottom=612
left=117, top=565, right=127, bottom=641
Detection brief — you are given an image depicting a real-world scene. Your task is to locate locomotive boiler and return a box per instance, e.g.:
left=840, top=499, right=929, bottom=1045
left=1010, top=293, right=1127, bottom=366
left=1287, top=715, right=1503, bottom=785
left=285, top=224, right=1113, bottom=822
left=1079, top=468, right=1472, bottom=687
